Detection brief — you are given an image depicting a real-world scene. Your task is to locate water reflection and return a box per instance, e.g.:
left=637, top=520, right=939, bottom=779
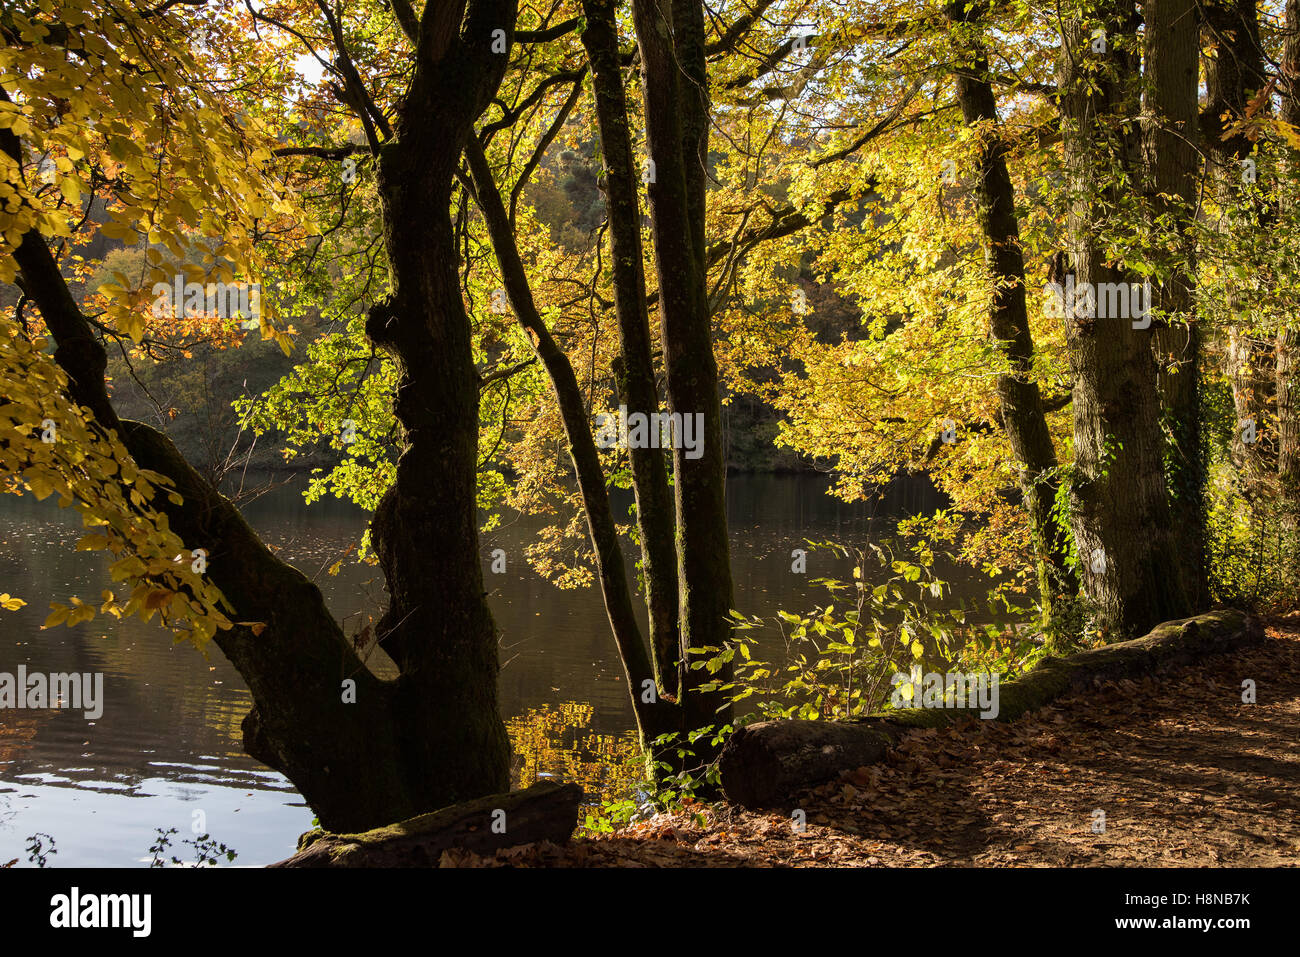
left=0, top=472, right=947, bottom=865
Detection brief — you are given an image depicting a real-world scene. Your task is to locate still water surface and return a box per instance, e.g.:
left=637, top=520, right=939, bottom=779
left=0, top=473, right=947, bottom=865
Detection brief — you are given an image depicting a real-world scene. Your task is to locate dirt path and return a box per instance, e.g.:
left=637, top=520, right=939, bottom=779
left=445, top=615, right=1300, bottom=867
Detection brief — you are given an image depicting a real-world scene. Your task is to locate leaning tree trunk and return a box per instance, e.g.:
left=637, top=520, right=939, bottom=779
left=946, top=2, right=1078, bottom=627
left=462, top=136, right=676, bottom=748
left=4, top=146, right=435, bottom=834
left=8, top=0, right=610, bottom=834
left=1057, top=2, right=1190, bottom=636
left=580, top=0, right=682, bottom=694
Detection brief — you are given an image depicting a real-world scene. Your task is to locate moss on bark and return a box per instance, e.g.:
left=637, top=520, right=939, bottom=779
left=719, top=609, right=1264, bottom=807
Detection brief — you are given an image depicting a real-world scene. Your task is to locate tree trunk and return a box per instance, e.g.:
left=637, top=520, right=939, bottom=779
left=7, top=201, right=444, bottom=833
left=361, top=2, right=523, bottom=814
left=1278, top=0, right=1300, bottom=535
left=1202, top=0, right=1284, bottom=542
left=1279, top=325, right=1300, bottom=519
left=1057, top=2, right=1190, bottom=636
left=1143, top=0, right=1207, bottom=608
left=632, top=0, right=736, bottom=744
left=946, top=2, right=1078, bottom=627
left=580, top=0, right=681, bottom=692
left=462, top=136, right=675, bottom=746
left=9, top=1, right=533, bottom=833
left=1204, top=1, right=1270, bottom=491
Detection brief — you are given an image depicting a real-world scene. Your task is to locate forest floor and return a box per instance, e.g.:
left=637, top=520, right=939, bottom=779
left=444, top=614, right=1300, bottom=867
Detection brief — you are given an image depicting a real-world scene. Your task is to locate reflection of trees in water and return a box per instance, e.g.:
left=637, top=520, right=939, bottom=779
left=0, top=712, right=43, bottom=765
left=0, top=712, right=42, bottom=836
left=507, top=702, right=640, bottom=805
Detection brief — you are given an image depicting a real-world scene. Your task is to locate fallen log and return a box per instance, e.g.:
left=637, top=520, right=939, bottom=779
left=719, top=609, right=1264, bottom=809
left=271, top=780, right=584, bottom=867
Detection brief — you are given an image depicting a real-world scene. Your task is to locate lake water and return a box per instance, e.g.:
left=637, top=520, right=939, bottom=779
left=0, top=472, right=950, bottom=866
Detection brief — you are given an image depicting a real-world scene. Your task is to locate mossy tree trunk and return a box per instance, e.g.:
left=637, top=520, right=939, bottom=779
left=946, top=1, right=1079, bottom=631
left=580, top=0, right=682, bottom=694
left=1277, top=0, right=1300, bottom=546
left=1143, top=0, right=1208, bottom=608
left=631, top=0, right=736, bottom=750
left=1056, top=2, right=1191, bottom=637
left=361, top=1, right=522, bottom=812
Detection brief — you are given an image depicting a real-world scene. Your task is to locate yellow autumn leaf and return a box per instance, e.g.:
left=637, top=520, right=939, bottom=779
left=68, top=603, right=96, bottom=626
left=43, top=603, right=70, bottom=629
left=143, top=589, right=174, bottom=611
left=75, top=532, right=112, bottom=551
left=59, top=176, right=80, bottom=205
